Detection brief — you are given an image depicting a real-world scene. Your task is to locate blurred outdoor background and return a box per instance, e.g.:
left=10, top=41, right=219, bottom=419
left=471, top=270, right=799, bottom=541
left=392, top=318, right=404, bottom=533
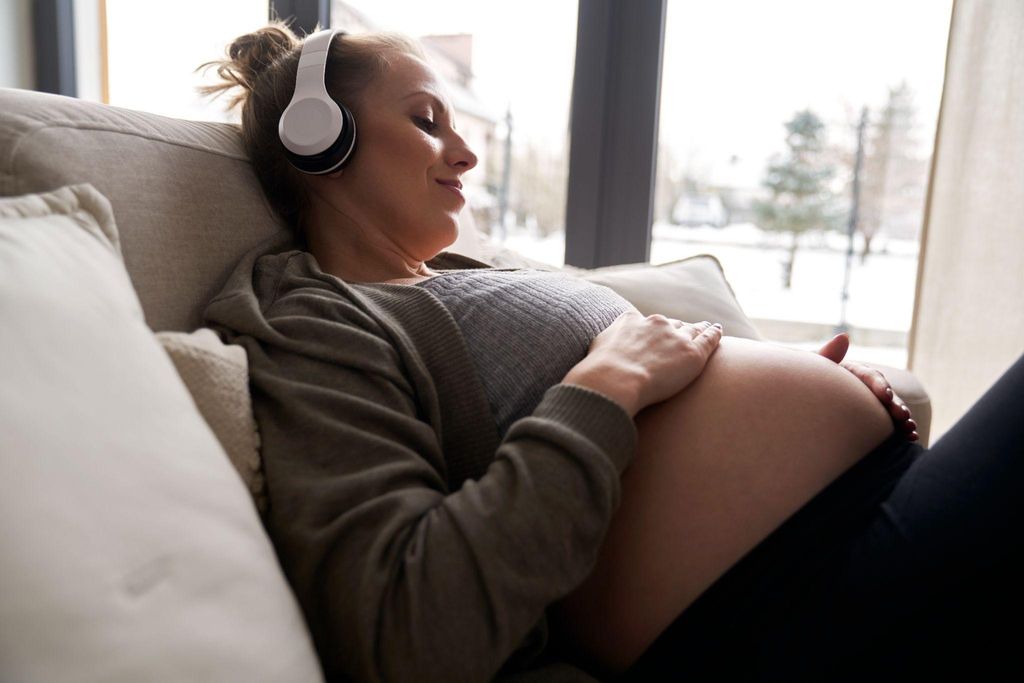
left=63, top=0, right=954, bottom=368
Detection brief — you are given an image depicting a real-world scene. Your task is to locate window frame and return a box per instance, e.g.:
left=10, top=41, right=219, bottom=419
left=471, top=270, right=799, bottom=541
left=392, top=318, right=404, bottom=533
left=269, top=0, right=329, bottom=34
left=565, top=0, right=667, bottom=268
left=33, top=0, right=78, bottom=96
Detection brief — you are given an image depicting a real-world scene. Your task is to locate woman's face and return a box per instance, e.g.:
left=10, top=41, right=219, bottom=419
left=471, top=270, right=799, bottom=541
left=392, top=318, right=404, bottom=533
left=325, top=52, right=478, bottom=264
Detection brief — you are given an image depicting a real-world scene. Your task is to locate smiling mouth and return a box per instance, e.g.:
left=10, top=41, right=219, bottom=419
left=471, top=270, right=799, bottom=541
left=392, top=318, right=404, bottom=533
left=437, top=182, right=465, bottom=203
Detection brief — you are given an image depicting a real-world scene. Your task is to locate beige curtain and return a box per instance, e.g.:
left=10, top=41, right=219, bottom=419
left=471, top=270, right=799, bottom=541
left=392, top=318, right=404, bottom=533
left=909, top=0, right=1024, bottom=443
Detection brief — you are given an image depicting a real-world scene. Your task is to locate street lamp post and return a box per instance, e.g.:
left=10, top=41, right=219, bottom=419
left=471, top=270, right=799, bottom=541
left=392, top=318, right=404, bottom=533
left=836, top=106, right=869, bottom=336
left=497, top=104, right=513, bottom=245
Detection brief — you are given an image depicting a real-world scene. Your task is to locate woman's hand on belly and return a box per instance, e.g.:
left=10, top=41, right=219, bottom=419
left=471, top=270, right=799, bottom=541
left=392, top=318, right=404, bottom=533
left=562, top=312, right=725, bottom=418
left=817, top=332, right=920, bottom=441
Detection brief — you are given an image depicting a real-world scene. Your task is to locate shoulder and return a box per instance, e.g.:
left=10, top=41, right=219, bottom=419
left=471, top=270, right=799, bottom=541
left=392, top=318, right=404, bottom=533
left=204, top=240, right=393, bottom=352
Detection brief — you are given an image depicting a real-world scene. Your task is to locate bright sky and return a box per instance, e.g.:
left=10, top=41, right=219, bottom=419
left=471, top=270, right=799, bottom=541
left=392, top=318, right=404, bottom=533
left=105, top=0, right=953, bottom=189
left=661, top=0, right=953, bottom=187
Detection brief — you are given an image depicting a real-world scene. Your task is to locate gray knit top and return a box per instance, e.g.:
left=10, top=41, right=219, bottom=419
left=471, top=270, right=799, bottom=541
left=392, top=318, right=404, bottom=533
left=416, top=268, right=638, bottom=440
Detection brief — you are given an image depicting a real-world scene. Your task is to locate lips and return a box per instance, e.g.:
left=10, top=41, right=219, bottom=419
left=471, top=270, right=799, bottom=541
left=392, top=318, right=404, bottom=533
left=436, top=180, right=465, bottom=203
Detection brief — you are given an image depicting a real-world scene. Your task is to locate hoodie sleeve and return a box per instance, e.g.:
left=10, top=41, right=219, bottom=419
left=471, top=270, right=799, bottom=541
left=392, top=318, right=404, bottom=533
left=205, top=265, right=637, bottom=683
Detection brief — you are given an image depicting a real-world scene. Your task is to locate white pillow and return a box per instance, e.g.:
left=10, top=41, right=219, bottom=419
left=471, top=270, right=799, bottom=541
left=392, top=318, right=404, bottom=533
left=0, top=184, right=324, bottom=682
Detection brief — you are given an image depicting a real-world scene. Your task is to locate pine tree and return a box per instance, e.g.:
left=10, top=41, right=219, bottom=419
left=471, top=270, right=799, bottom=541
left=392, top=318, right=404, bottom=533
left=753, top=109, right=837, bottom=289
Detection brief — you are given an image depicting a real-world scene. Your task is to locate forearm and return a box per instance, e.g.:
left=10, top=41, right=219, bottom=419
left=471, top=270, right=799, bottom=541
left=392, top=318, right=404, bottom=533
left=262, top=382, right=638, bottom=683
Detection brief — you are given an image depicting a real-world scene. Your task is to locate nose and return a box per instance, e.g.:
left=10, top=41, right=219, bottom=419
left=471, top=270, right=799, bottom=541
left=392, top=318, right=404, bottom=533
left=446, top=133, right=478, bottom=173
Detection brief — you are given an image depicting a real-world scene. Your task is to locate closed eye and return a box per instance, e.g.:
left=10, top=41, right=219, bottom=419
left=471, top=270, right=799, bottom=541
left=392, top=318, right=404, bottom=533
left=414, top=116, right=438, bottom=133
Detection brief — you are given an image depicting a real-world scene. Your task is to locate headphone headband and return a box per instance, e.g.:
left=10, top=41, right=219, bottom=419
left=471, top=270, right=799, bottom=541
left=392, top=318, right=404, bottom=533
left=278, top=28, right=357, bottom=175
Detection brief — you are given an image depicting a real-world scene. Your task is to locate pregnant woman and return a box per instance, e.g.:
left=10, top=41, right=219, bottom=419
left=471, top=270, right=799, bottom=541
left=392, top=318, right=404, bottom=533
left=200, top=22, right=1024, bottom=683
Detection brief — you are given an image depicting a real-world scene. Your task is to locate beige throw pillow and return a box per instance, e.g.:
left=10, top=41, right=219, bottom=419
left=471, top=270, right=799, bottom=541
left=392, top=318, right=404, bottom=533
left=0, top=184, right=323, bottom=682
left=476, top=241, right=762, bottom=340
left=155, top=328, right=267, bottom=516
left=576, top=254, right=763, bottom=340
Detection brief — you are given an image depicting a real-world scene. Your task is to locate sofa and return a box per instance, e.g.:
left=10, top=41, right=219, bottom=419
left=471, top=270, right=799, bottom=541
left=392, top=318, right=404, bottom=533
left=0, top=86, right=931, bottom=682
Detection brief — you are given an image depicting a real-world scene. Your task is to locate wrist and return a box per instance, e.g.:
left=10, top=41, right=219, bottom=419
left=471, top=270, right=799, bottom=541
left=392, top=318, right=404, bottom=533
left=562, top=363, right=643, bottom=418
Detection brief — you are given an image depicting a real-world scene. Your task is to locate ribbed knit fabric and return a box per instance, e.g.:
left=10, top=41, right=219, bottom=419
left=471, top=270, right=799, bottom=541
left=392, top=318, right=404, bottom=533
left=416, top=269, right=638, bottom=441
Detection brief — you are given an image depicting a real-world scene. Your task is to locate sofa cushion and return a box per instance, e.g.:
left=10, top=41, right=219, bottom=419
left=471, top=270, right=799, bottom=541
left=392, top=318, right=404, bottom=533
left=477, top=240, right=762, bottom=341
left=0, top=184, right=324, bottom=682
left=155, top=328, right=267, bottom=516
left=575, top=255, right=763, bottom=341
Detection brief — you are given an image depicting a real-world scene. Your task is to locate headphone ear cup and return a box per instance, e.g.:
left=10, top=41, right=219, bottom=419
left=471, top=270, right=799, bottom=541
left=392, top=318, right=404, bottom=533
left=278, top=28, right=357, bottom=175
left=281, top=98, right=357, bottom=175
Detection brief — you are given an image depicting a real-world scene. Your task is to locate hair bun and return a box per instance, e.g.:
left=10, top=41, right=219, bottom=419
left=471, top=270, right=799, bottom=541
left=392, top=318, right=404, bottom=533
left=196, top=20, right=301, bottom=111
left=228, top=23, right=300, bottom=90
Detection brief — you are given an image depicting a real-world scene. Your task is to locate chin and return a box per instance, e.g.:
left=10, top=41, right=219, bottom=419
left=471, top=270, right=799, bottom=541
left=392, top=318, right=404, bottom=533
left=438, top=220, right=460, bottom=248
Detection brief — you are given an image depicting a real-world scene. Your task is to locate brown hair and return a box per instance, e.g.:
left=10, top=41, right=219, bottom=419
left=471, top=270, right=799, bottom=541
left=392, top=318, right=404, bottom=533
left=196, top=19, right=429, bottom=245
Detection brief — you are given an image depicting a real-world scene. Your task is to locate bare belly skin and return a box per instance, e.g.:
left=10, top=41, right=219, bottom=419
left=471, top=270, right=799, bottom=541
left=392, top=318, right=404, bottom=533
left=549, top=336, right=895, bottom=677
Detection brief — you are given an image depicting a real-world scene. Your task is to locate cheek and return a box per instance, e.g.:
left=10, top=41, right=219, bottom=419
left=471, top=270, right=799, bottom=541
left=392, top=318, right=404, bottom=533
left=352, top=128, right=445, bottom=218
left=385, top=127, right=439, bottom=163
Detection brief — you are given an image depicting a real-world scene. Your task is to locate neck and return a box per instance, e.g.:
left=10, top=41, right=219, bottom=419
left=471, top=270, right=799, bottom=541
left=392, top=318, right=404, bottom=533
left=304, top=211, right=440, bottom=284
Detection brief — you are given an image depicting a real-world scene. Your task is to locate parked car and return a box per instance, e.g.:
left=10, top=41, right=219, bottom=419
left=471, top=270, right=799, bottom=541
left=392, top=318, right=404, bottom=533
left=671, top=192, right=728, bottom=227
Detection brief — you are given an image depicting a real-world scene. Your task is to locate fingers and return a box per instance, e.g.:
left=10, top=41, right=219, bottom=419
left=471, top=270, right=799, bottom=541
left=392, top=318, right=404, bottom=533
left=886, top=387, right=918, bottom=441
left=844, top=363, right=910, bottom=421
left=690, top=321, right=723, bottom=355
left=837, top=360, right=919, bottom=441
left=817, top=333, right=850, bottom=363
left=889, top=396, right=913, bottom=422
left=869, top=370, right=894, bottom=405
left=842, top=361, right=890, bottom=403
left=662, top=319, right=722, bottom=341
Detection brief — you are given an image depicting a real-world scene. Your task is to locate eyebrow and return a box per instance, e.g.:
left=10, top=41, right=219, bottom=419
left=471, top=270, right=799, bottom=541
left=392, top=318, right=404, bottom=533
left=402, top=90, right=457, bottom=132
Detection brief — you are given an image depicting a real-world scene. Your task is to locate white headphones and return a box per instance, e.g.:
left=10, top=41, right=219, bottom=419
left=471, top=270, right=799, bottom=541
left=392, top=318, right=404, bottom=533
left=278, top=29, right=357, bottom=175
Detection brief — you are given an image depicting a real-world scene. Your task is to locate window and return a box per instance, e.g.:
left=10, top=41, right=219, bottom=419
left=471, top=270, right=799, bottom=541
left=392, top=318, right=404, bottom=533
left=651, top=0, right=952, bottom=368
left=334, top=0, right=579, bottom=265
left=96, top=0, right=269, bottom=122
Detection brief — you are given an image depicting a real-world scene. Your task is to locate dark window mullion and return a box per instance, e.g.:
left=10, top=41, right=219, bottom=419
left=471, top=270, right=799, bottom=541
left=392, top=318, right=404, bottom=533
left=565, top=0, right=667, bottom=268
left=33, top=0, right=77, bottom=97
left=269, top=0, right=331, bottom=35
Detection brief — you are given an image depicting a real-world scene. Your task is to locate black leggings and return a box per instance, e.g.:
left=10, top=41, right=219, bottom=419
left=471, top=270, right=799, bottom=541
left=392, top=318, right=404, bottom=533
left=619, top=351, right=1024, bottom=682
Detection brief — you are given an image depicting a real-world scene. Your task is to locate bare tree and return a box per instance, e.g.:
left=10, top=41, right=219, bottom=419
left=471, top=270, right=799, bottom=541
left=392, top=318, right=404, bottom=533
left=858, top=81, right=928, bottom=260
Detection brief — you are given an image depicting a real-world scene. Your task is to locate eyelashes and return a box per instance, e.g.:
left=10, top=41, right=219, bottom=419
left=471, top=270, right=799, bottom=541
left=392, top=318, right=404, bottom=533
left=414, top=116, right=438, bottom=133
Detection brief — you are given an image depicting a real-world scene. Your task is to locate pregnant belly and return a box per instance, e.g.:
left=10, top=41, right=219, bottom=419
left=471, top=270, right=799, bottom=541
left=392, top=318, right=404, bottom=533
left=551, top=336, right=896, bottom=676
left=629, top=335, right=896, bottom=582
left=671, top=335, right=896, bottom=459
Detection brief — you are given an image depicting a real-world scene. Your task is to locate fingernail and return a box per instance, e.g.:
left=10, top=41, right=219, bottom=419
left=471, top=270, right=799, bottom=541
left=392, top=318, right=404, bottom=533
left=712, top=323, right=723, bottom=330
left=885, top=387, right=893, bottom=399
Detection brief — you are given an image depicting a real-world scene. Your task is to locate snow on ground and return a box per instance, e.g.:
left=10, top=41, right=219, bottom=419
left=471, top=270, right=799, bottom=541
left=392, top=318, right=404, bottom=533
left=494, top=221, right=918, bottom=369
